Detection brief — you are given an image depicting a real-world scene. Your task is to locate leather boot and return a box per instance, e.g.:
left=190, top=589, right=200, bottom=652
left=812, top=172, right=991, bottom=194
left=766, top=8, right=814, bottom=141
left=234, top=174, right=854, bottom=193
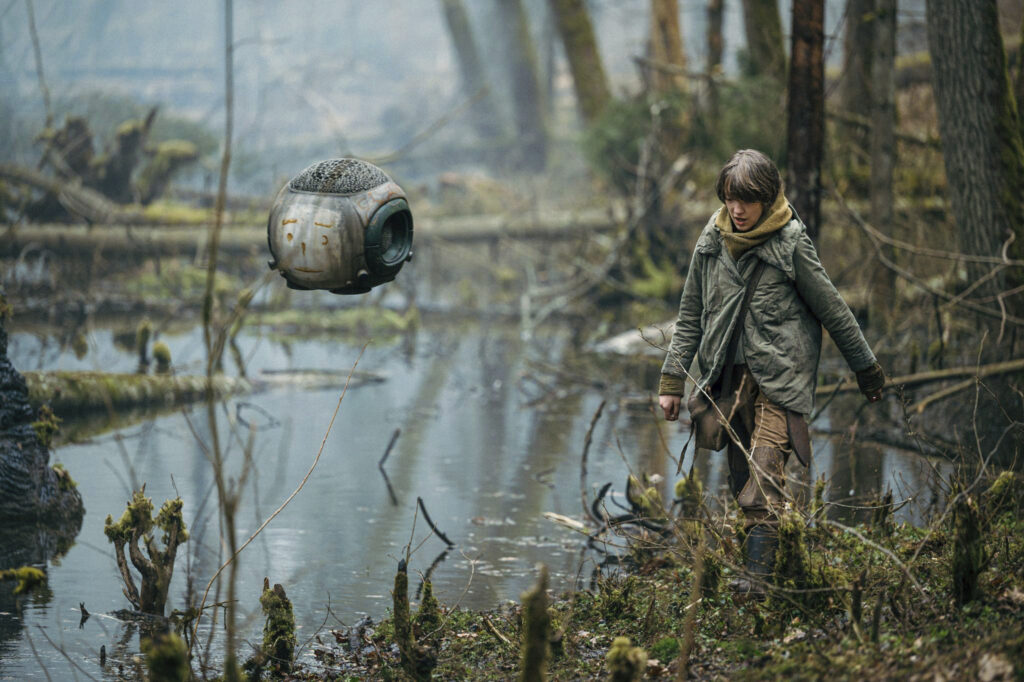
left=730, top=524, right=778, bottom=599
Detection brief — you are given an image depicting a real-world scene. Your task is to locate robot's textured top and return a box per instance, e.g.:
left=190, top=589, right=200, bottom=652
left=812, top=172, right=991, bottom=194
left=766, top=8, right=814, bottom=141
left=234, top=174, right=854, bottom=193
left=288, top=158, right=390, bottom=196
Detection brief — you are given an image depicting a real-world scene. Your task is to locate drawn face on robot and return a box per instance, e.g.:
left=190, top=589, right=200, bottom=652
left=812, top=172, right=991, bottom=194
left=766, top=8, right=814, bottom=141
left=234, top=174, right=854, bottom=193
left=275, top=199, right=347, bottom=286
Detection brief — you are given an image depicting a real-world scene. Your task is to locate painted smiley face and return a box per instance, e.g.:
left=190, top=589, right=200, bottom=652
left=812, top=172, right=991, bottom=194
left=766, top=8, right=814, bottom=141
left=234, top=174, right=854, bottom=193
left=276, top=205, right=343, bottom=281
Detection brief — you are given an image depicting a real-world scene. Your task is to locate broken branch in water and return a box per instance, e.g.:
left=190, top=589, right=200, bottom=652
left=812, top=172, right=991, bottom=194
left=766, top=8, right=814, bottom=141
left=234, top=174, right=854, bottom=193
left=416, top=497, right=455, bottom=548
left=815, top=357, right=1024, bottom=397
left=378, top=429, right=401, bottom=506
left=580, top=400, right=607, bottom=526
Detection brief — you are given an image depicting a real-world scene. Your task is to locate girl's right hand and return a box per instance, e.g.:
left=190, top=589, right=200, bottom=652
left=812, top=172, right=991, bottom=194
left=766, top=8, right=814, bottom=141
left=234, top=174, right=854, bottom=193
left=659, top=394, right=681, bottom=421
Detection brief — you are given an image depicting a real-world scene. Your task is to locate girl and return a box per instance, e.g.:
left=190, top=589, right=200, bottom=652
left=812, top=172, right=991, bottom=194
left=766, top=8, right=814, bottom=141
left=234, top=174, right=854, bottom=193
left=658, top=149, right=885, bottom=593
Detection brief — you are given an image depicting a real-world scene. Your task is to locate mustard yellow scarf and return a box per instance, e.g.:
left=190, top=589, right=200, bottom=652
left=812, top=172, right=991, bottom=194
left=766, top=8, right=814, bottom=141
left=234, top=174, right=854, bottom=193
left=716, top=192, right=793, bottom=260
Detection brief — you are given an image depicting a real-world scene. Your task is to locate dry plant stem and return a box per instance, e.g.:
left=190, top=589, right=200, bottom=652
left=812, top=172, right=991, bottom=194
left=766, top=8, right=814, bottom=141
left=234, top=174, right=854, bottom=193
left=820, top=519, right=935, bottom=612
left=33, top=626, right=99, bottom=682
left=483, top=616, right=513, bottom=647
left=189, top=344, right=367, bottom=651
left=676, top=533, right=705, bottom=681
left=833, top=186, right=1024, bottom=326
left=580, top=399, right=607, bottom=525
left=24, top=0, right=52, bottom=128
left=23, top=629, right=53, bottom=682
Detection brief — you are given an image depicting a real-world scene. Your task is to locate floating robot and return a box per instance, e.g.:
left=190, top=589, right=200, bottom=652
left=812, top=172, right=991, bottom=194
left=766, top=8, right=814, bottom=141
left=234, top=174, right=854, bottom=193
left=267, top=158, right=413, bottom=294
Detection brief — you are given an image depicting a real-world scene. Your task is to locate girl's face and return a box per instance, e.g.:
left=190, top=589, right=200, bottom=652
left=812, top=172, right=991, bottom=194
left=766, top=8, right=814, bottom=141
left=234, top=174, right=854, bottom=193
left=725, top=198, right=764, bottom=232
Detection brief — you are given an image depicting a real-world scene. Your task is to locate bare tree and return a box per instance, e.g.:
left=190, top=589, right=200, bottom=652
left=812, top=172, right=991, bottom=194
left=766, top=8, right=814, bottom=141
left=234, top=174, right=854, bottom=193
left=838, top=0, right=875, bottom=171
left=439, top=0, right=504, bottom=139
left=786, top=0, right=825, bottom=240
left=707, top=0, right=724, bottom=76
left=926, top=0, right=1024, bottom=305
left=868, top=0, right=896, bottom=326
left=548, top=0, right=611, bottom=125
left=741, top=0, right=786, bottom=83
left=496, top=0, right=548, bottom=171
left=649, top=0, right=688, bottom=93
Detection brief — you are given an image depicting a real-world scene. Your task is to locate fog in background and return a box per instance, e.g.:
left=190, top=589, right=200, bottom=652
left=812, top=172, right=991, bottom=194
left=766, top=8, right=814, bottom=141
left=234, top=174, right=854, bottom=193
left=0, top=0, right=928, bottom=197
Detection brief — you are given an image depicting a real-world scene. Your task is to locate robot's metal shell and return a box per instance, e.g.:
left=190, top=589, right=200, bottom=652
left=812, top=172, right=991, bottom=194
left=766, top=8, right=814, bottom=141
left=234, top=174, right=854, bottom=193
left=267, top=159, right=413, bottom=295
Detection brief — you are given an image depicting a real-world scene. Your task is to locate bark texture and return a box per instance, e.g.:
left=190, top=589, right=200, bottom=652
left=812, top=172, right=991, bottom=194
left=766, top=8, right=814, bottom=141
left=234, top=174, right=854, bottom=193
left=0, top=298, right=84, bottom=524
left=549, top=0, right=611, bottom=124
left=786, top=0, right=825, bottom=241
left=649, top=0, right=688, bottom=93
left=869, top=0, right=896, bottom=326
left=440, top=0, right=504, bottom=139
left=707, top=0, right=724, bottom=75
left=741, top=0, right=787, bottom=82
left=926, top=0, right=1024, bottom=299
left=838, top=0, right=875, bottom=163
left=497, top=0, right=548, bottom=171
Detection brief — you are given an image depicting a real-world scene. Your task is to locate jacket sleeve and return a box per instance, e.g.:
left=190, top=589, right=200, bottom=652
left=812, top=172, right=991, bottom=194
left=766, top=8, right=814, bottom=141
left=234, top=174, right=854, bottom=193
left=660, top=246, right=704, bottom=380
left=792, top=232, right=876, bottom=372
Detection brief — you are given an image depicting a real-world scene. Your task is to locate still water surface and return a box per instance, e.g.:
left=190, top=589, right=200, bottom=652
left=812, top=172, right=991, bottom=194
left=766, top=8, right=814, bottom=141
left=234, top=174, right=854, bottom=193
left=1, top=318, right=947, bottom=678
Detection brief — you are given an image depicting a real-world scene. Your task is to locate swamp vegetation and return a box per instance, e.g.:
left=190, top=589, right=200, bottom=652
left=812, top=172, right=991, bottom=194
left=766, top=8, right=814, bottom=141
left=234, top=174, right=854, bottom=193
left=2, top=1, right=1024, bottom=680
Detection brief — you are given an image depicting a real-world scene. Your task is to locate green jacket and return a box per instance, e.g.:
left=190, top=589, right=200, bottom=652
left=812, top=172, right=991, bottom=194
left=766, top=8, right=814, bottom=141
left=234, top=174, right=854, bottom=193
left=661, top=210, right=876, bottom=415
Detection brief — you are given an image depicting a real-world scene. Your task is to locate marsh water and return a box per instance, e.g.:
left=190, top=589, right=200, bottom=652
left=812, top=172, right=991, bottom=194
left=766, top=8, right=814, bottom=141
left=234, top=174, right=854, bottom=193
left=1, top=291, right=949, bottom=678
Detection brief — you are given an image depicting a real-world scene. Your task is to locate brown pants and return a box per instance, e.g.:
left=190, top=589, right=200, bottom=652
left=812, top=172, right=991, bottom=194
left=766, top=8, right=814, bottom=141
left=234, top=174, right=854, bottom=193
left=723, top=366, right=791, bottom=524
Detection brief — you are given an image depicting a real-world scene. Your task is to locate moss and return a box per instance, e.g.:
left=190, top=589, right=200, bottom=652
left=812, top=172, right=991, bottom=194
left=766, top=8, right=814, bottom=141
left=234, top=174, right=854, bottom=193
left=52, top=462, right=77, bottom=491
left=519, top=564, right=550, bottom=682
left=951, top=488, right=986, bottom=605
left=0, top=566, right=47, bottom=594
left=392, top=561, right=435, bottom=681
left=152, top=342, right=172, bottom=374
left=626, top=474, right=666, bottom=522
left=136, top=319, right=152, bottom=364
left=103, top=489, right=188, bottom=615
left=605, top=636, right=646, bottom=681
left=143, top=631, right=189, bottom=682
left=984, top=471, right=1024, bottom=519
left=260, top=581, right=297, bottom=674
left=24, top=370, right=252, bottom=415
left=649, top=636, right=679, bottom=663
left=31, top=404, right=62, bottom=448
left=415, top=580, right=441, bottom=638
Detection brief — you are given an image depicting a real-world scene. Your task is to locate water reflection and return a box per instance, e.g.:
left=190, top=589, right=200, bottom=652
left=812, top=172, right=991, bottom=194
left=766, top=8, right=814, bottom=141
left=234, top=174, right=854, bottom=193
left=1, top=320, right=950, bottom=678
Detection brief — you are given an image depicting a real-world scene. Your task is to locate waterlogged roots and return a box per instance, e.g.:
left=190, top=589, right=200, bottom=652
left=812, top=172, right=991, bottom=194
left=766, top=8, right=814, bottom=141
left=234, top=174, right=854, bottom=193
left=392, top=559, right=438, bottom=681
left=0, top=566, right=47, bottom=594
left=519, top=563, right=550, bottom=682
left=103, top=486, right=188, bottom=616
left=258, top=579, right=296, bottom=676
left=605, top=636, right=647, bottom=681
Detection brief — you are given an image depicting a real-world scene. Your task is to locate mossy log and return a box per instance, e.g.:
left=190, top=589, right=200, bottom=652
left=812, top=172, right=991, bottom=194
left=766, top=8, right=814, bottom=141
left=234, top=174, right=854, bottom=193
left=24, top=370, right=252, bottom=417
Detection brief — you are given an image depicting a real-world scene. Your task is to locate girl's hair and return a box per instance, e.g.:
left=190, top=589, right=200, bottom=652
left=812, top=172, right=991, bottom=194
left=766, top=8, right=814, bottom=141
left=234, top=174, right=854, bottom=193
left=714, top=149, right=781, bottom=206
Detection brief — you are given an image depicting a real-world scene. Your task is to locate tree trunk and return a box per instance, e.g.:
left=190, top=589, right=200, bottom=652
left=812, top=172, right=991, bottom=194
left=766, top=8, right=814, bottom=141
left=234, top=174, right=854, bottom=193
left=926, top=0, right=1024, bottom=303
left=648, top=0, right=687, bottom=93
left=706, top=0, right=725, bottom=129
left=786, top=0, right=825, bottom=241
left=497, top=0, right=548, bottom=171
left=868, top=0, right=896, bottom=327
left=439, top=0, right=504, bottom=139
left=741, top=0, right=786, bottom=83
left=838, top=0, right=875, bottom=175
left=548, top=0, right=611, bottom=125
left=707, top=0, right=724, bottom=75
left=0, top=299, right=85, bottom=526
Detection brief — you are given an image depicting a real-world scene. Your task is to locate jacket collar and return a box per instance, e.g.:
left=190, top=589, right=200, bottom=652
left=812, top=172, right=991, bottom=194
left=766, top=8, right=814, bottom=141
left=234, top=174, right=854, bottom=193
left=695, top=209, right=802, bottom=279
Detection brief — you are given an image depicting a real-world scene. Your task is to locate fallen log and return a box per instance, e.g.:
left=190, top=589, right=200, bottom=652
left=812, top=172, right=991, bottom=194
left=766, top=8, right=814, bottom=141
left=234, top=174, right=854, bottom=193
left=24, top=370, right=253, bottom=416
left=816, top=358, right=1024, bottom=398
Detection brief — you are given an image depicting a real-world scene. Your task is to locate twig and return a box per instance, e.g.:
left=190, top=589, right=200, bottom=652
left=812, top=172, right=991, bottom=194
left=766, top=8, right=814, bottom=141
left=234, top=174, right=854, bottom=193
left=33, top=626, right=99, bottom=681
left=24, top=628, right=53, bottom=682
left=482, top=616, right=513, bottom=648
left=580, top=400, right=607, bottom=525
left=190, top=344, right=367, bottom=649
left=378, top=428, right=401, bottom=468
left=417, top=497, right=455, bottom=547
left=907, top=376, right=976, bottom=414
left=833, top=186, right=1024, bottom=325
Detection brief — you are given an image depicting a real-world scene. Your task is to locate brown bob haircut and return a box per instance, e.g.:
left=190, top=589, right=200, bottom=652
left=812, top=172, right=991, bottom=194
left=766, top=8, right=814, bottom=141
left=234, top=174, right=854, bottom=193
left=714, top=149, right=782, bottom=207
